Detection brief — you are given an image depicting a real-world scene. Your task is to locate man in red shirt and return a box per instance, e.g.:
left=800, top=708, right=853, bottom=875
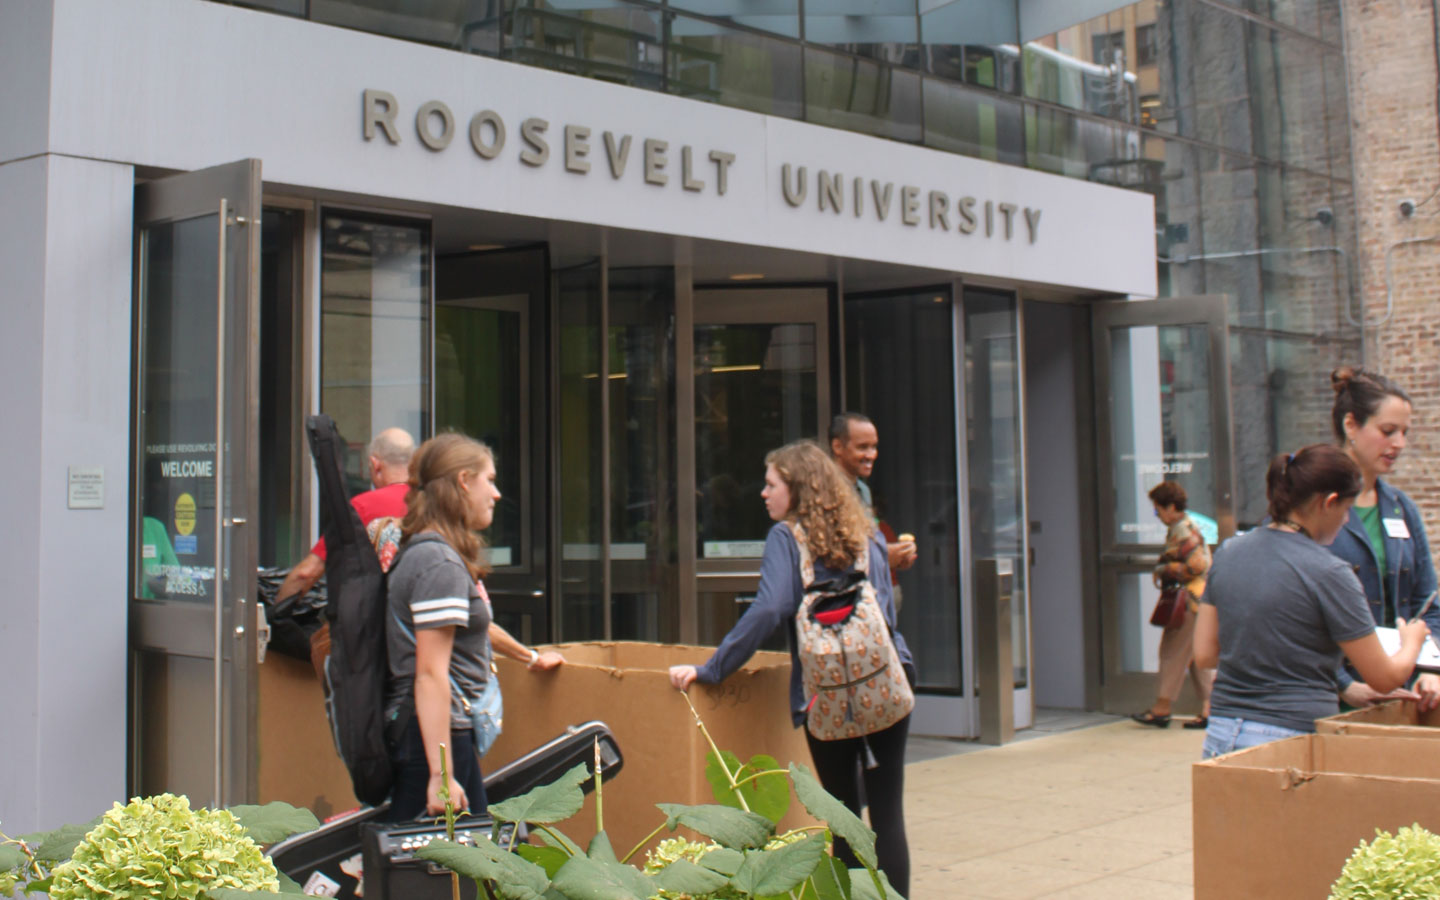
left=273, top=427, right=415, bottom=609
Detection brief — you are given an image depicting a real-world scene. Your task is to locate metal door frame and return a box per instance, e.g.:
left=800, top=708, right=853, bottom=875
left=1092, top=295, right=1234, bottom=711
left=130, top=159, right=262, bottom=806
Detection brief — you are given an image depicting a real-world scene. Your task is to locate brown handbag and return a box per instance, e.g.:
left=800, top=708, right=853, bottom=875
left=1149, top=586, right=1187, bottom=629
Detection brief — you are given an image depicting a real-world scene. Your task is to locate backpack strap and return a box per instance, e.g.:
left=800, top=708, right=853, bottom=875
left=785, top=522, right=817, bottom=589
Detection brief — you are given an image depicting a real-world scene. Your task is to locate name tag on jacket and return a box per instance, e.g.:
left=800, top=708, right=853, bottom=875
left=1384, top=518, right=1412, bottom=539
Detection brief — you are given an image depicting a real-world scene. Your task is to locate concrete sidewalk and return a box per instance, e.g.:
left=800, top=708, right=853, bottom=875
left=905, top=717, right=1203, bottom=899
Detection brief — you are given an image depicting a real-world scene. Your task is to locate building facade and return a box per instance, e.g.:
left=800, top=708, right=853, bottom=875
left=0, top=0, right=1380, bottom=835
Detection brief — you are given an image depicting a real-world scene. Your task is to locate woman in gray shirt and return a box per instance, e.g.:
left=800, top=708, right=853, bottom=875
left=384, top=434, right=502, bottom=819
left=1194, top=443, right=1429, bottom=758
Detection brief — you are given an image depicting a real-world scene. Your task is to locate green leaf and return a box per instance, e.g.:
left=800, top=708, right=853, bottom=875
left=700, top=847, right=745, bottom=876
left=651, top=857, right=732, bottom=895
left=228, top=802, right=321, bottom=845
left=535, top=825, right=584, bottom=857
left=20, top=877, right=53, bottom=897
left=275, top=870, right=306, bottom=894
left=0, top=844, right=25, bottom=871
left=548, top=855, right=653, bottom=900
left=417, top=838, right=551, bottom=900
left=657, top=803, right=773, bottom=850
left=848, top=868, right=904, bottom=900
left=23, top=817, right=101, bottom=862
left=588, top=830, right=618, bottom=862
left=707, top=752, right=792, bottom=825
left=517, top=845, right=570, bottom=878
left=790, top=762, right=877, bottom=869
left=811, top=854, right=853, bottom=900
left=730, top=833, right=827, bottom=896
left=489, top=763, right=591, bottom=824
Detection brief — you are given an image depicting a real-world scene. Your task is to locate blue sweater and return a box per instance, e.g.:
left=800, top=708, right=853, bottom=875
left=696, top=521, right=913, bottom=726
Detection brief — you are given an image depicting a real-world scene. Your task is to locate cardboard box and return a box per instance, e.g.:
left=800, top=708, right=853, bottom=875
left=486, top=642, right=816, bottom=852
left=1316, top=699, right=1440, bottom=738
left=1193, top=734, right=1440, bottom=899
left=257, top=652, right=359, bottom=820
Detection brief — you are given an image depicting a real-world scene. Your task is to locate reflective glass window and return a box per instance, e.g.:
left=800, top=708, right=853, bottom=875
left=846, top=288, right=963, bottom=692
left=320, top=212, right=431, bottom=495
left=805, top=47, right=923, bottom=142
left=608, top=268, right=678, bottom=641
left=258, top=209, right=305, bottom=569
left=309, top=0, right=499, bottom=52
left=923, top=77, right=1025, bottom=164
left=503, top=0, right=664, bottom=89
left=557, top=261, right=605, bottom=640
left=1024, top=104, right=1140, bottom=179
left=667, top=0, right=799, bottom=39
left=804, top=0, right=918, bottom=64
left=669, top=14, right=804, bottom=118
left=919, top=0, right=1019, bottom=89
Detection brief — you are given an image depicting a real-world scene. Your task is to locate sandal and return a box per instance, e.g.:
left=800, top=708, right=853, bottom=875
left=1130, top=711, right=1171, bottom=728
left=1183, top=716, right=1209, bottom=730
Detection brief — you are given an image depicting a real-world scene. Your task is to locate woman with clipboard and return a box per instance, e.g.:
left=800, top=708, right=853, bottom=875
left=1324, top=367, right=1440, bottom=710
left=1194, top=445, right=1430, bottom=757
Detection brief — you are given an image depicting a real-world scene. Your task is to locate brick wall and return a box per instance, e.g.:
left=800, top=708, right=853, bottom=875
left=1344, top=0, right=1440, bottom=540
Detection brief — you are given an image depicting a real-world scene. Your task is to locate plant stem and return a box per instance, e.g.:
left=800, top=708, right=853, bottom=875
left=594, top=737, right=604, bottom=835
left=775, top=825, right=830, bottom=840
left=679, top=691, right=750, bottom=813
left=439, top=743, right=461, bottom=900
left=620, top=820, right=670, bottom=864
left=730, top=769, right=789, bottom=790
left=535, top=824, right=575, bottom=855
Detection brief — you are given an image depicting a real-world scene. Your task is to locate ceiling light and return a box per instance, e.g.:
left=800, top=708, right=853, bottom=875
left=729, top=273, right=765, bottom=281
left=468, top=243, right=504, bottom=251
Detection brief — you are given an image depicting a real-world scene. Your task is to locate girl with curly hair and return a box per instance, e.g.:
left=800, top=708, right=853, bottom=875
left=669, top=440, right=915, bottom=895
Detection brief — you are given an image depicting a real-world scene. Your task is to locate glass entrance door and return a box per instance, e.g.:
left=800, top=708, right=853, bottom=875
left=1093, top=296, right=1235, bottom=713
left=130, top=159, right=262, bottom=806
left=689, top=288, right=830, bottom=644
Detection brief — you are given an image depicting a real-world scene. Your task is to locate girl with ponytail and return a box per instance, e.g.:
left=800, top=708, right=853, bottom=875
left=380, top=434, right=505, bottom=820
left=1193, top=443, right=1430, bottom=757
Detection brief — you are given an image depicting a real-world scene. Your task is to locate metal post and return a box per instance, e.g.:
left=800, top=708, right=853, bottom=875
left=977, top=557, right=1014, bottom=745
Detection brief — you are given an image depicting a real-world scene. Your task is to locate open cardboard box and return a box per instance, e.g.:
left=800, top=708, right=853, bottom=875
left=257, top=652, right=359, bottom=819
left=1194, top=733, right=1440, bottom=899
left=1316, top=699, right=1440, bottom=738
left=486, top=641, right=817, bottom=851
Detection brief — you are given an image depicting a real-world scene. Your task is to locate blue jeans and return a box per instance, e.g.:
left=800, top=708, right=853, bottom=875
left=1201, top=715, right=1306, bottom=759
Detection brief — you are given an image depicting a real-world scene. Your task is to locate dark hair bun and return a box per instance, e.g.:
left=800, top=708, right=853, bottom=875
left=1330, top=366, right=1361, bottom=396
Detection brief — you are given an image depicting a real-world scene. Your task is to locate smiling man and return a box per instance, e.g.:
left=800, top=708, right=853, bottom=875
left=828, top=412, right=916, bottom=575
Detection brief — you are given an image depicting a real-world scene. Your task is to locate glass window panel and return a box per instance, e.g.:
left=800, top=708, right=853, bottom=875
left=846, top=289, right=962, bottom=691
left=1239, top=0, right=1343, bottom=43
left=135, top=216, right=221, bottom=603
left=695, top=322, right=817, bottom=557
left=667, top=0, right=799, bottom=39
left=1024, top=104, right=1141, bottom=179
left=964, top=289, right=1027, bottom=689
left=804, top=47, right=923, bottom=142
left=1021, top=6, right=1140, bottom=125
left=1106, top=323, right=1218, bottom=546
left=919, top=0, right=1019, bottom=90
left=258, top=209, right=305, bottom=569
left=1246, top=21, right=1341, bottom=174
left=669, top=14, right=804, bottom=118
left=805, top=0, right=918, bottom=65
left=435, top=301, right=525, bottom=564
left=309, top=0, right=498, bottom=51
left=608, top=268, right=678, bottom=641
left=1227, top=332, right=1360, bottom=528
left=503, top=0, right=664, bottom=88
left=1116, top=572, right=1161, bottom=673
left=557, top=261, right=605, bottom=640
left=320, top=212, right=431, bottom=495
left=923, top=78, right=1025, bottom=165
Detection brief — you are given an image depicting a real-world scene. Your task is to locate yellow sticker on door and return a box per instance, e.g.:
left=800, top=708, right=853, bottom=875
left=175, top=493, right=197, bottom=536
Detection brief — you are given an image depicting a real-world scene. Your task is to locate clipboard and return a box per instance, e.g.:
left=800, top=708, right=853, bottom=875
left=1375, top=627, right=1440, bottom=672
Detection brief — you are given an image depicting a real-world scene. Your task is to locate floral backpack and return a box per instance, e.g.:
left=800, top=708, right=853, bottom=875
left=788, top=523, right=915, bottom=741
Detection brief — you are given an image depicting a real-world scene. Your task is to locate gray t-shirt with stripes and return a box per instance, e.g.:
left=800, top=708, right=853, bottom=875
left=384, top=534, right=493, bottom=731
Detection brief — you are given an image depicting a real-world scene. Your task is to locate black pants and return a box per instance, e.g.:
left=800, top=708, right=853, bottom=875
left=385, top=716, right=487, bottom=822
left=805, top=714, right=910, bottom=897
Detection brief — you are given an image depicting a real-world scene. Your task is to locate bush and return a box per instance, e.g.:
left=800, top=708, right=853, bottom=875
left=1330, top=824, right=1440, bottom=899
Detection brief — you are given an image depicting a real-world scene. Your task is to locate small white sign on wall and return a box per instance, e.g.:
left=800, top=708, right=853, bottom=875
left=68, top=466, right=104, bottom=509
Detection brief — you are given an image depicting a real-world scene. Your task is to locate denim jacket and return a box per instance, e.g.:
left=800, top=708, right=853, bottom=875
left=1328, top=479, right=1440, bottom=688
